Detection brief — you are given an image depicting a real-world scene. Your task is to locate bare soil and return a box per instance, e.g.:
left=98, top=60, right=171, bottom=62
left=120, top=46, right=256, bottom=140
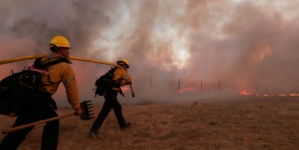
left=0, top=96, right=298, bottom=150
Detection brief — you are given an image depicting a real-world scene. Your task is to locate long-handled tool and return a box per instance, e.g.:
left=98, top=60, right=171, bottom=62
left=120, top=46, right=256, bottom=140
left=130, top=84, right=135, bottom=97
left=0, top=54, right=122, bottom=68
left=2, top=100, right=94, bottom=134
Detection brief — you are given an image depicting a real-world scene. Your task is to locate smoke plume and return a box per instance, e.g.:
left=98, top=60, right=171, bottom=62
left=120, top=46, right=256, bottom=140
left=1, top=0, right=299, bottom=107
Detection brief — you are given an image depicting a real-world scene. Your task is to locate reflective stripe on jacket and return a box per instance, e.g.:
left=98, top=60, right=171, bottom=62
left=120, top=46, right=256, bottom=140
left=40, top=53, right=80, bottom=110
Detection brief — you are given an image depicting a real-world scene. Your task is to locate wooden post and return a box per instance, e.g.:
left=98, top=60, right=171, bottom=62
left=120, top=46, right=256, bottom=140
left=256, top=82, right=258, bottom=94
left=218, top=80, right=220, bottom=90
left=233, top=81, right=235, bottom=92
left=178, top=79, right=180, bottom=92
left=150, top=76, right=152, bottom=91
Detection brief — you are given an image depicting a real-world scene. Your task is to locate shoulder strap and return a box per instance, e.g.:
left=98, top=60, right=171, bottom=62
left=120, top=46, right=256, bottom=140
left=32, top=57, right=71, bottom=85
left=110, top=67, right=117, bottom=74
left=104, top=67, right=117, bottom=78
left=33, top=57, right=71, bottom=69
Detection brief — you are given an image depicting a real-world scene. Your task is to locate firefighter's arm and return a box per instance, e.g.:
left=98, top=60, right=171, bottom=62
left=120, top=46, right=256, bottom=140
left=120, top=79, right=132, bottom=86
left=114, top=68, right=132, bottom=85
left=61, top=65, right=82, bottom=116
left=123, top=78, right=132, bottom=85
left=122, top=69, right=132, bottom=85
left=122, top=75, right=132, bottom=85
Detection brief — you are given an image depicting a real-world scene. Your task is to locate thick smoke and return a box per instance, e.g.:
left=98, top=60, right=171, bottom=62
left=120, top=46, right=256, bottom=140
left=1, top=0, right=299, bottom=107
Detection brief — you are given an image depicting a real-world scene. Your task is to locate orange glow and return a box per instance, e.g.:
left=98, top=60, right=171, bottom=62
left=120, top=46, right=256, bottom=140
left=256, top=94, right=273, bottom=96
left=121, top=86, right=129, bottom=93
left=290, top=93, right=299, bottom=96
left=254, top=93, right=299, bottom=97
left=178, top=87, right=198, bottom=93
left=239, top=90, right=251, bottom=95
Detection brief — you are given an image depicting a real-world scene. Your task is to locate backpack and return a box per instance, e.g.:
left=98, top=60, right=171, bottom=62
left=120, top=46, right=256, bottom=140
left=94, top=67, right=123, bottom=97
left=0, top=57, right=69, bottom=117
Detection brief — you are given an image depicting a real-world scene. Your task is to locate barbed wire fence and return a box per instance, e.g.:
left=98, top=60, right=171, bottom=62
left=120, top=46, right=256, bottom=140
left=1, top=70, right=299, bottom=96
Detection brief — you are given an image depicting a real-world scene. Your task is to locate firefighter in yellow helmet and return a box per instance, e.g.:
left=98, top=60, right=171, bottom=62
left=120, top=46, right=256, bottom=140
left=49, top=35, right=71, bottom=58
left=0, top=35, right=83, bottom=150
left=89, top=59, right=132, bottom=138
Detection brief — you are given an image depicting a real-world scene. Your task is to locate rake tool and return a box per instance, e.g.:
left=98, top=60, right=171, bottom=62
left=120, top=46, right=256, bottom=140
left=2, top=100, right=94, bottom=134
left=80, top=100, right=94, bottom=120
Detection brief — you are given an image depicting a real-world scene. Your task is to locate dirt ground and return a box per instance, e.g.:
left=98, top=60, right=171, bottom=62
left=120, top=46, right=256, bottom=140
left=0, top=96, right=298, bottom=150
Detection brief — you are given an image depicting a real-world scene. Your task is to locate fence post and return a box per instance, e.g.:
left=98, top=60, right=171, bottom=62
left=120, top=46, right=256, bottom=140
left=150, top=76, right=152, bottom=91
left=178, top=79, right=180, bottom=92
left=256, top=82, right=258, bottom=94
left=233, top=81, right=235, bottom=92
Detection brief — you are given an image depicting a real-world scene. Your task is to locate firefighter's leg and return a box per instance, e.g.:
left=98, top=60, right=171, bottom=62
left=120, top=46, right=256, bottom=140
left=110, top=91, right=127, bottom=128
left=41, top=105, right=59, bottom=150
left=0, top=117, right=35, bottom=150
left=0, top=102, right=47, bottom=150
left=89, top=97, right=113, bottom=134
left=112, top=100, right=125, bottom=127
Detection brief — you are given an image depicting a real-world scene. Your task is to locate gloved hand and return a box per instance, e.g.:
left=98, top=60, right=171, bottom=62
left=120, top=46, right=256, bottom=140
left=75, top=107, right=83, bottom=116
left=124, top=81, right=132, bottom=85
left=120, top=81, right=125, bottom=86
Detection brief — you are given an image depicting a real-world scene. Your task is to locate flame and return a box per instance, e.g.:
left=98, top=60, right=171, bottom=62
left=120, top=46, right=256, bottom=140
left=178, top=87, right=198, bottom=93
left=246, top=93, right=299, bottom=97
left=239, top=90, right=251, bottom=95
left=240, top=90, right=299, bottom=97
left=177, top=83, right=200, bottom=93
left=290, top=93, right=299, bottom=96
left=256, top=94, right=274, bottom=97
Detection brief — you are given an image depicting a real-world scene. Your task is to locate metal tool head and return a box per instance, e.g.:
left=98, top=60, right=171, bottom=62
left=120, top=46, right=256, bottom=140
left=80, top=100, right=94, bottom=120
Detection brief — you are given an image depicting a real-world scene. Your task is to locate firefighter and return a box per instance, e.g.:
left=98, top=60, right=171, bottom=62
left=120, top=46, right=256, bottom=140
left=0, top=35, right=83, bottom=150
left=89, top=59, right=132, bottom=138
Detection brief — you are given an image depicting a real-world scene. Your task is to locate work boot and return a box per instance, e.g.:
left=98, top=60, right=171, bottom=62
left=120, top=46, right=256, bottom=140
left=120, top=122, right=131, bottom=130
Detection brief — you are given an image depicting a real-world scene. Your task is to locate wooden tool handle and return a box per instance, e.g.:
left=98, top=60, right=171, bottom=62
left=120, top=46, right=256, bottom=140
left=2, top=112, right=75, bottom=134
left=130, top=84, right=135, bottom=97
left=0, top=54, right=122, bottom=68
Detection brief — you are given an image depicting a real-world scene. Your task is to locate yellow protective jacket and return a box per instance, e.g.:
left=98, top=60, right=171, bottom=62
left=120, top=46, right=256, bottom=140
left=40, top=53, right=81, bottom=110
left=112, top=67, right=132, bottom=91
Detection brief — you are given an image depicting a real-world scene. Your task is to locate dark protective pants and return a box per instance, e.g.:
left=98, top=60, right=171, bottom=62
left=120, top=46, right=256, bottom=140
left=0, top=92, right=59, bottom=150
left=90, top=90, right=126, bottom=133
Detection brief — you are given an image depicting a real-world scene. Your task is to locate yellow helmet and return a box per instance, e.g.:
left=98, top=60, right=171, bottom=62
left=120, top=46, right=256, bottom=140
left=49, top=35, right=71, bottom=48
left=117, top=59, right=129, bottom=68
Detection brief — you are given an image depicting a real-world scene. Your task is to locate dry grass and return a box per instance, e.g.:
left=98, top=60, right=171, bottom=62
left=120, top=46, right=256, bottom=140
left=1, top=97, right=299, bottom=150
